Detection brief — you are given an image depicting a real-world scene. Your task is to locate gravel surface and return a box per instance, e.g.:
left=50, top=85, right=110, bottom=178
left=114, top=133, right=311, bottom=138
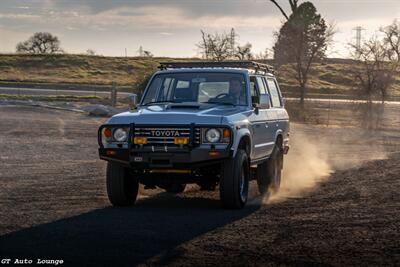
left=0, top=105, right=399, bottom=267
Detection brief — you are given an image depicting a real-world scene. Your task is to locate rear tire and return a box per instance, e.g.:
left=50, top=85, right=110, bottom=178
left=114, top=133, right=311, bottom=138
left=256, top=160, right=269, bottom=195
left=106, top=162, right=139, bottom=206
left=257, top=143, right=283, bottom=194
left=219, top=149, right=249, bottom=209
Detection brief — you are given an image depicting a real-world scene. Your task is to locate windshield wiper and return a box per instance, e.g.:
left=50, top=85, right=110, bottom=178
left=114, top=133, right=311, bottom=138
left=202, top=101, right=235, bottom=106
left=144, top=100, right=176, bottom=106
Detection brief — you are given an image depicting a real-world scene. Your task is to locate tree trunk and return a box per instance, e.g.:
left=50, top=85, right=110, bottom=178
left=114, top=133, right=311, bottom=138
left=300, top=83, right=306, bottom=108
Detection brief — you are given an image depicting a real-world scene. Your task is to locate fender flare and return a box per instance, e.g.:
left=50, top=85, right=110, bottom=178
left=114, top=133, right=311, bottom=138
left=274, top=128, right=284, bottom=147
left=231, top=128, right=252, bottom=158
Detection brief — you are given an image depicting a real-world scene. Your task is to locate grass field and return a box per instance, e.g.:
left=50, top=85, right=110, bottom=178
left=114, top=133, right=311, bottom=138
left=1, top=54, right=399, bottom=99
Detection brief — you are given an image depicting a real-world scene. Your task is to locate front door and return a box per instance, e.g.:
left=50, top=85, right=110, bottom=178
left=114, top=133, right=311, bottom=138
left=249, top=76, right=275, bottom=159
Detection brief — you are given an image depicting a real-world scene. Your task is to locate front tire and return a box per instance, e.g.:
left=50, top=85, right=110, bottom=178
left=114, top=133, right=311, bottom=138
left=219, top=149, right=249, bottom=209
left=106, top=162, right=139, bottom=206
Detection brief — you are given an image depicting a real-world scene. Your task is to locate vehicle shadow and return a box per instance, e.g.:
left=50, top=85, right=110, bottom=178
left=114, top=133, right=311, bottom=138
left=0, top=192, right=260, bottom=267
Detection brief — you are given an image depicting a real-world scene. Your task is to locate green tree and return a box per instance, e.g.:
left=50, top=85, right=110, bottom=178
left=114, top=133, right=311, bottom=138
left=273, top=2, right=332, bottom=106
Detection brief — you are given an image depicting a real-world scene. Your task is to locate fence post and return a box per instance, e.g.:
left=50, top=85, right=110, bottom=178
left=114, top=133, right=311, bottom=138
left=111, top=82, right=117, bottom=107
left=327, top=96, right=331, bottom=127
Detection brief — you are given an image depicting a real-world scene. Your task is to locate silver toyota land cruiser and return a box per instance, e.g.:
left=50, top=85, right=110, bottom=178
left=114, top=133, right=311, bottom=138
left=98, top=61, right=290, bottom=209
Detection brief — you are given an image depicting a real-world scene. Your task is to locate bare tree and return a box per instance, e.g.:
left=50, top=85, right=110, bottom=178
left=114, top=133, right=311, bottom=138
left=269, top=0, right=300, bottom=20
left=143, top=50, right=153, bottom=57
left=86, top=49, right=96, bottom=56
left=197, top=28, right=253, bottom=61
left=197, top=28, right=258, bottom=61
left=137, top=46, right=153, bottom=57
left=254, top=48, right=271, bottom=60
left=349, top=21, right=400, bottom=129
left=197, top=29, right=237, bottom=61
left=350, top=36, right=398, bottom=104
left=235, top=43, right=253, bottom=60
left=381, top=20, right=400, bottom=63
left=16, top=32, right=63, bottom=54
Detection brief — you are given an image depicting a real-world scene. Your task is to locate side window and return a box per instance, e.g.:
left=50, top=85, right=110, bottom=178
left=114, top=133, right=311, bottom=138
left=256, top=77, right=267, bottom=94
left=249, top=76, right=258, bottom=97
left=266, top=78, right=282, bottom=107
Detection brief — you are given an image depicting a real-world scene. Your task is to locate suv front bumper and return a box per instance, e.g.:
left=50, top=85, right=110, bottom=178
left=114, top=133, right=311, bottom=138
left=98, top=123, right=233, bottom=169
left=99, top=146, right=233, bottom=169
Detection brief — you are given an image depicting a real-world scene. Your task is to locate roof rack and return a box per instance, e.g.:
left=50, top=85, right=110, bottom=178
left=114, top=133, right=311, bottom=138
left=158, top=60, right=274, bottom=74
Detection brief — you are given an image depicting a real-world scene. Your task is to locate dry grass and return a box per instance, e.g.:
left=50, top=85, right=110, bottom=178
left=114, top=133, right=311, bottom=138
left=1, top=54, right=399, bottom=98
left=276, top=61, right=400, bottom=99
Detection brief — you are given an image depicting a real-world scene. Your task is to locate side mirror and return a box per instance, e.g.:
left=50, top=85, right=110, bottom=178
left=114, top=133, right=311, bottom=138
left=281, top=97, right=286, bottom=107
left=259, top=94, right=271, bottom=109
left=128, top=93, right=138, bottom=109
left=251, top=96, right=260, bottom=108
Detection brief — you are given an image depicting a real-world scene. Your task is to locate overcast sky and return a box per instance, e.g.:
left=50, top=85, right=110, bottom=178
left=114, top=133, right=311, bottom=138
left=0, top=0, right=399, bottom=58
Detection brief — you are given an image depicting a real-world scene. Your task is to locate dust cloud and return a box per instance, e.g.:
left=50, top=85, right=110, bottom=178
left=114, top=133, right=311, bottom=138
left=267, top=131, right=332, bottom=203
left=266, top=123, right=388, bottom=203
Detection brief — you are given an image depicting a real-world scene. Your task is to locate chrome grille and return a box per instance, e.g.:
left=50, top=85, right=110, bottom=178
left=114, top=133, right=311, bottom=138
left=133, top=127, right=200, bottom=146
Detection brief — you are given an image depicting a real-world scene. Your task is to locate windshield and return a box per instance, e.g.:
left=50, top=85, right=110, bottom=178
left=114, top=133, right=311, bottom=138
left=141, top=72, right=248, bottom=106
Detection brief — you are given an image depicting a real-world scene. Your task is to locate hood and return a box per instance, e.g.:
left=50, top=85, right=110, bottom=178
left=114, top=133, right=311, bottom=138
left=107, top=103, right=248, bottom=125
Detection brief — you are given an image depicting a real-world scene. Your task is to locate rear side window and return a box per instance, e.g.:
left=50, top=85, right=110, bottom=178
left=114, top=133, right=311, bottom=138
left=266, top=78, right=281, bottom=107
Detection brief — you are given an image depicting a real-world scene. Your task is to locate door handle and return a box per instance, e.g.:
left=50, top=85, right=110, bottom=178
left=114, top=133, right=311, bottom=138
left=265, top=122, right=269, bottom=128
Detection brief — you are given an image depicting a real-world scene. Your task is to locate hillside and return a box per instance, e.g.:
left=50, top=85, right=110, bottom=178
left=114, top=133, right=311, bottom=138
left=0, top=54, right=399, bottom=99
left=277, top=61, right=400, bottom=99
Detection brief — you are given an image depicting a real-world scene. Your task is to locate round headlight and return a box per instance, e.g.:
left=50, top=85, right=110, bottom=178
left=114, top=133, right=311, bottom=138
left=113, top=128, right=128, bottom=142
left=205, top=128, right=221, bottom=143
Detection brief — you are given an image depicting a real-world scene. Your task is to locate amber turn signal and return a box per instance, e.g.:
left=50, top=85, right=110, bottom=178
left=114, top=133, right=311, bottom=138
left=223, top=128, right=230, bottom=139
left=106, top=150, right=117, bottom=156
left=103, top=128, right=112, bottom=138
left=134, top=137, right=148, bottom=145
left=208, top=151, right=222, bottom=157
left=174, top=137, right=189, bottom=145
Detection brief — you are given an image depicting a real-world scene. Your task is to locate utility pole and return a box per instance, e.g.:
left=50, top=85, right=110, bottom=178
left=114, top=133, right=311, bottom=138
left=353, top=26, right=365, bottom=50
left=125, top=48, right=127, bottom=57
left=230, top=28, right=236, bottom=58
left=138, top=46, right=143, bottom=57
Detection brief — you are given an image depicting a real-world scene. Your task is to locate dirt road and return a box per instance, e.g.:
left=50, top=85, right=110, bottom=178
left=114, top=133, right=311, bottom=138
left=0, top=106, right=399, bottom=266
